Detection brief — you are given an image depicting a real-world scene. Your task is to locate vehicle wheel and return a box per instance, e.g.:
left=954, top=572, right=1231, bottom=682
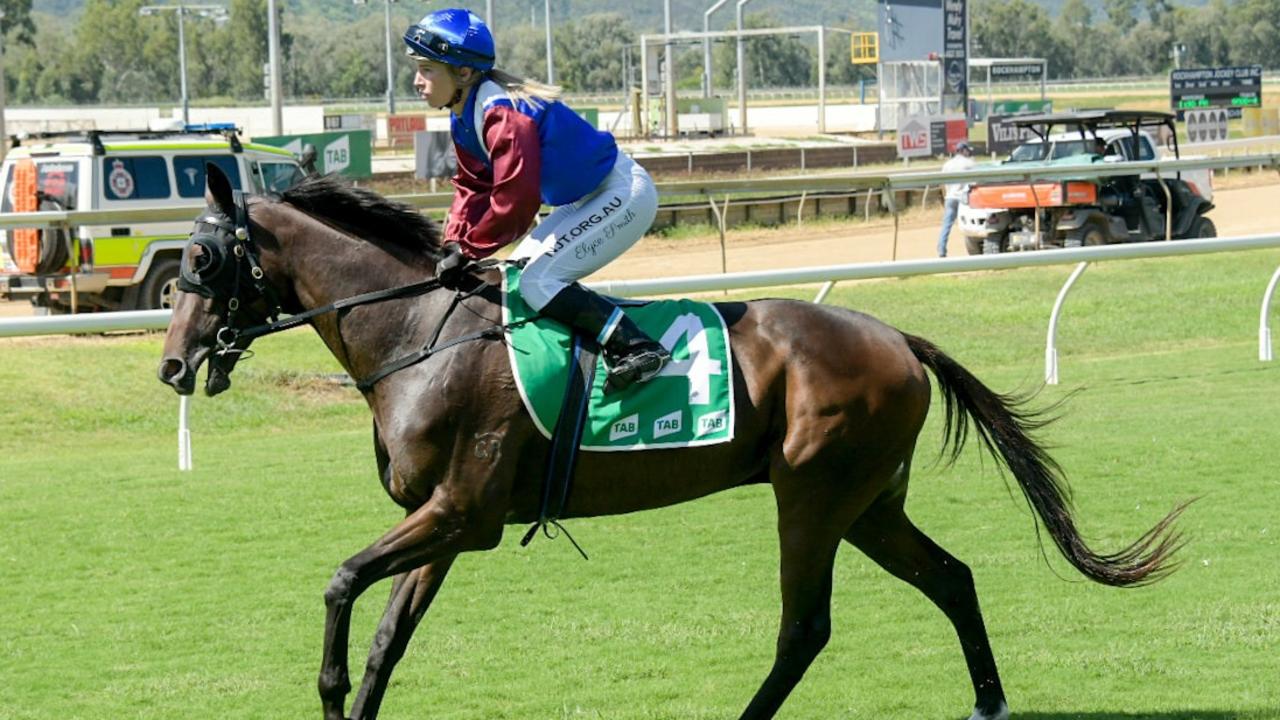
left=965, top=235, right=983, bottom=256
left=1190, top=216, right=1216, bottom=239
left=35, top=198, right=70, bottom=275
left=1064, top=222, right=1107, bottom=248
left=138, top=258, right=182, bottom=310
left=982, top=234, right=1005, bottom=255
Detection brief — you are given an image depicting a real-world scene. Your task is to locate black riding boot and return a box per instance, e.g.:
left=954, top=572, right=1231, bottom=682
left=539, top=283, right=672, bottom=392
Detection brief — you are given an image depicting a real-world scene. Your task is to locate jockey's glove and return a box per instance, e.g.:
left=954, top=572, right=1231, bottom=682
left=437, top=242, right=471, bottom=289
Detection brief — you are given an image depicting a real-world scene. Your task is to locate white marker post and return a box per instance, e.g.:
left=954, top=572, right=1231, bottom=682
left=178, top=395, right=193, bottom=471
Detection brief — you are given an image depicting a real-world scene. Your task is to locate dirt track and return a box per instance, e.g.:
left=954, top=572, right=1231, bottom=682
left=3, top=180, right=1277, bottom=318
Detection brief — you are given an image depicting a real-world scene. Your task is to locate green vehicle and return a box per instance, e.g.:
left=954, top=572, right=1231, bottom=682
left=0, top=124, right=309, bottom=312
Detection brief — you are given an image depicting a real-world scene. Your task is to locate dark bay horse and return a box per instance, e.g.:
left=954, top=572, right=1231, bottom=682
left=157, top=166, right=1185, bottom=720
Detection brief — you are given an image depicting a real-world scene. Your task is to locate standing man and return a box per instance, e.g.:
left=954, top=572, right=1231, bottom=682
left=937, top=141, right=976, bottom=257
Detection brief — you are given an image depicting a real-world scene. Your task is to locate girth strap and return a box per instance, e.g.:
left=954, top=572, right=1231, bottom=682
left=520, top=332, right=597, bottom=559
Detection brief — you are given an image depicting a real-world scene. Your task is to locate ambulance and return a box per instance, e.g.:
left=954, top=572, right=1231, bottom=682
left=0, top=124, right=307, bottom=312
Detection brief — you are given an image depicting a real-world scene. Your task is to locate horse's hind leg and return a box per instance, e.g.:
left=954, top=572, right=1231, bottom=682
left=347, top=557, right=456, bottom=720
left=845, top=494, right=1009, bottom=720
left=738, top=462, right=886, bottom=720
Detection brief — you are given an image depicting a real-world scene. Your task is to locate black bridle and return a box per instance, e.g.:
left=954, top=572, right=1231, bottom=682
left=176, top=191, right=512, bottom=392
left=178, top=190, right=283, bottom=353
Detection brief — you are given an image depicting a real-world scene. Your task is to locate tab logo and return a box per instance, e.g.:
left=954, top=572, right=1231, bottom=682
left=697, top=410, right=727, bottom=436
left=325, top=134, right=351, bottom=174
left=653, top=410, right=682, bottom=439
left=610, top=414, right=639, bottom=441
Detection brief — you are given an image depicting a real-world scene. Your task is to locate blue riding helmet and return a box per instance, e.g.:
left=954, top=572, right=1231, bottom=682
left=404, top=8, right=495, bottom=72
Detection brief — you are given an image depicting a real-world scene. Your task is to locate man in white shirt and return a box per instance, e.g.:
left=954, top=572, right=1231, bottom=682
left=937, top=141, right=976, bottom=257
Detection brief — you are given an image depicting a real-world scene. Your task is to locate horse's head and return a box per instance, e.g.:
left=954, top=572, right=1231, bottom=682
left=157, top=163, right=282, bottom=396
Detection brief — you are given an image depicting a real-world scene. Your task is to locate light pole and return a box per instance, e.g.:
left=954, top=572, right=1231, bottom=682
left=664, top=0, right=676, bottom=137
left=0, top=10, right=7, bottom=165
left=140, top=3, right=229, bottom=126
left=267, top=0, right=282, bottom=134
left=703, top=0, right=728, bottom=98
left=735, top=0, right=752, bottom=134
left=544, top=0, right=554, bottom=84
left=354, top=0, right=397, bottom=116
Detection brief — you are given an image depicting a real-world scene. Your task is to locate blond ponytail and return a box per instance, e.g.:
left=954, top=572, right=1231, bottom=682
left=442, top=63, right=563, bottom=109
left=486, top=68, right=562, bottom=108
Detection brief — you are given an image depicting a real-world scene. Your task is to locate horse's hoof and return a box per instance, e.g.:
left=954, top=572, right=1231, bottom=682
left=968, top=701, right=1009, bottom=720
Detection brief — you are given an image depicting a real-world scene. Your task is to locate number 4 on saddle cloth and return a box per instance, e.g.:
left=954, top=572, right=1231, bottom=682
left=502, top=265, right=735, bottom=451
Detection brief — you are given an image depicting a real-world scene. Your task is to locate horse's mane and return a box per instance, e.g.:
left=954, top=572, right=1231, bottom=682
left=277, top=173, right=443, bottom=258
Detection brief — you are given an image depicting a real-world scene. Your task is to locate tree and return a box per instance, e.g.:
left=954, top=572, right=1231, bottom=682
left=0, top=0, right=35, bottom=46
left=1103, top=0, right=1139, bottom=33
left=221, top=0, right=269, bottom=100
left=1226, top=0, right=1280, bottom=69
left=1051, top=0, right=1092, bottom=77
left=554, top=13, right=634, bottom=93
left=1176, top=0, right=1233, bottom=68
left=972, top=0, right=1068, bottom=78
left=711, top=12, right=813, bottom=89
left=495, top=21, right=552, bottom=83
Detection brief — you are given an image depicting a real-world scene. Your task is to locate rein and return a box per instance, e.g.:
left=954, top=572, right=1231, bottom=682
left=218, top=260, right=512, bottom=393
left=193, top=192, right=517, bottom=392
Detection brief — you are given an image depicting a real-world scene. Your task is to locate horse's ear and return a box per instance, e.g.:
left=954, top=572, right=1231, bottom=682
left=204, top=162, right=236, bottom=217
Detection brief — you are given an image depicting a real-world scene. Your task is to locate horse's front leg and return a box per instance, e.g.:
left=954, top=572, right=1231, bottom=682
left=347, top=556, right=457, bottom=720
left=317, top=494, right=497, bottom=720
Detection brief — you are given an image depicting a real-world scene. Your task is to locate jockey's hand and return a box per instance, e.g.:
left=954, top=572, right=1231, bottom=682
left=437, top=242, right=470, bottom=289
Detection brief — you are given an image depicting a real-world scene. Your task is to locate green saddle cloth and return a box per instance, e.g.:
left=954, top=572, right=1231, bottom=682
left=502, top=265, right=735, bottom=451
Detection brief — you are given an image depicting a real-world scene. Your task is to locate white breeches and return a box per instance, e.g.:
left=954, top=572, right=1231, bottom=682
left=508, top=152, right=658, bottom=310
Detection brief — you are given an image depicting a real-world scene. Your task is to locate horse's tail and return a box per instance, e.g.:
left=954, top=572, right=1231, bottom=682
left=904, top=333, right=1187, bottom=587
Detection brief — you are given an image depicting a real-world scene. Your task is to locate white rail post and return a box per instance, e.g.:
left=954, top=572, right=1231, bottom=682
left=178, top=395, right=193, bottom=471
left=1261, top=264, right=1280, bottom=362
left=1046, top=261, right=1090, bottom=385
left=812, top=281, right=836, bottom=304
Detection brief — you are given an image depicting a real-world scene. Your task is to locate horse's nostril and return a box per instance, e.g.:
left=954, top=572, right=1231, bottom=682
left=158, top=357, right=188, bottom=384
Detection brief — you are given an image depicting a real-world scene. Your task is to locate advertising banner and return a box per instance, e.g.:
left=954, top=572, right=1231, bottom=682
left=987, top=113, right=1043, bottom=154
left=899, top=114, right=967, bottom=158
left=941, top=0, right=968, bottom=116
left=897, top=114, right=932, bottom=158
left=387, top=114, right=428, bottom=148
left=254, top=130, right=373, bottom=178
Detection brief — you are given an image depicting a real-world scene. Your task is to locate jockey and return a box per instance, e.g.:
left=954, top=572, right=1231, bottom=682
left=404, top=8, right=671, bottom=392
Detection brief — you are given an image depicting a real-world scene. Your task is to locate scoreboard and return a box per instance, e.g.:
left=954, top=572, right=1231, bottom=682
left=1170, top=65, right=1263, bottom=119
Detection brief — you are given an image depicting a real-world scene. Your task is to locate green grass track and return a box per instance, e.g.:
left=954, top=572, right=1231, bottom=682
left=1, top=249, right=1278, bottom=719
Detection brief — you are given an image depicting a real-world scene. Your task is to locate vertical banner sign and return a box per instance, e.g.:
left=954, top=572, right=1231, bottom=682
left=942, top=0, right=967, bottom=117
